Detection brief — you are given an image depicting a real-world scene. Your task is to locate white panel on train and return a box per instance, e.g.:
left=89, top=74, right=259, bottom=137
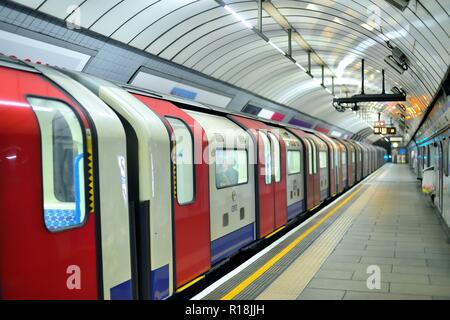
left=61, top=71, right=174, bottom=299
left=186, top=110, right=256, bottom=264
left=277, top=128, right=305, bottom=220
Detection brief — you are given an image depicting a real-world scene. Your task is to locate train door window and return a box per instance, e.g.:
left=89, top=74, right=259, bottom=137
left=305, top=139, right=313, bottom=175
left=260, top=131, right=272, bottom=184
left=335, top=146, right=339, bottom=168
left=215, top=149, right=248, bottom=188
left=287, top=151, right=301, bottom=174
left=329, top=147, right=334, bottom=169
left=310, top=140, right=317, bottom=174
left=319, top=151, right=327, bottom=169
left=268, top=132, right=281, bottom=182
left=342, top=151, right=347, bottom=165
left=351, top=151, right=355, bottom=163
left=29, top=97, right=87, bottom=232
left=166, top=117, right=194, bottom=205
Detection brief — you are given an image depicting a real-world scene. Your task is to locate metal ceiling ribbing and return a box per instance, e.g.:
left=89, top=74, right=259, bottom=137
left=11, top=0, right=450, bottom=138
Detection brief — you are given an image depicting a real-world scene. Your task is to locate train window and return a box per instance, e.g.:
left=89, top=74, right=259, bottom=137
left=287, top=151, right=301, bottom=174
left=352, top=151, right=355, bottom=163
left=29, top=97, right=87, bottom=232
left=260, top=131, right=272, bottom=184
left=319, top=151, right=327, bottom=169
left=166, top=117, right=194, bottom=205
left=342, top=151, right=347, bottom=165
left=311, top=140, right=317, bottom=174
left=215, top=149, right=248, bottom=189
left=334, top=146, right=339, bottom=168
left=268, top=132, right=281, bottom=183
left=305, top=139, right=313, bottom=175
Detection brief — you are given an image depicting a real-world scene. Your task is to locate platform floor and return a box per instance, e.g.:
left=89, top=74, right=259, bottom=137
left=196, top=164, right=450, bottom=300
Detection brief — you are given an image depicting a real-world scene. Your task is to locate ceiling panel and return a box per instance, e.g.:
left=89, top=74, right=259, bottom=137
left=9, top=0, right=450, bottom=137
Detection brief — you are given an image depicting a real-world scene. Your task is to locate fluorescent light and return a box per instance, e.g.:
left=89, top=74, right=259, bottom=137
left=268, top=40, right=286, bottom=55
left=6, top=155, right=17, bottom=160
left=295, top=62, right=306, bottom=72
left=361, top=23, right=374, bottom=31
left=325, top=88, right=332, bottom=94
left=224, top=5, right=253, bottom=29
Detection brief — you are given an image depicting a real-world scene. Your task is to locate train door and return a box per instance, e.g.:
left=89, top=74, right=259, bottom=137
left=311, top=136, right=329, bottom=201
left=278, top=129, right=305, bottom=219
left=433, top=142, right=444, bottom=213
left=0, top=65, right=131, bottom=299
left=268, top=131, right=288, bottom=229
left=333, top=139, right=346, bottom=192
left=317, top=134, right=337, bottom=197
left=305, top=135, right=320, bottom=207
left=130, top=95, right=211, bottom=290
left=228, top=115, right=286, bottom=238
left=344, top=142, right=355, bottom=187
left=288, top=128, right=315, bottom=210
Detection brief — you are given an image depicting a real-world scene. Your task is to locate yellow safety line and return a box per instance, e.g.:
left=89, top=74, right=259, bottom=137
left=264, top=226, right=286, bottom=239
left=176, top=275, right=205, bottom=293
left=219, top=169, right=384, bottom=300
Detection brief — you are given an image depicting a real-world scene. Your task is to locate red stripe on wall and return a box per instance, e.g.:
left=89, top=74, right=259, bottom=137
left=315, top=125, right=330, bottom=134
left=271, top=112, right=285, bottom=121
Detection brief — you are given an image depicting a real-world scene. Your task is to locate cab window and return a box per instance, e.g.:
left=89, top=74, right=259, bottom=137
left=29, top=97, right=87, bottom=232
left=215, top=149, right=248, bottom=188
left=287, top=151, right=301, bottom=174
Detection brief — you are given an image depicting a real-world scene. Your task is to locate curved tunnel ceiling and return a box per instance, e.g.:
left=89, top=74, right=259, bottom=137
left=11, top=0, right=450, bottom=141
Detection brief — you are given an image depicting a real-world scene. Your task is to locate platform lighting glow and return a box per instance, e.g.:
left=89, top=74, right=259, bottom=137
left=224, top=5, right=253, bottom=29
left=325, top=88, right=332, bottom=95
left=267, top=40, right=286, bottom=55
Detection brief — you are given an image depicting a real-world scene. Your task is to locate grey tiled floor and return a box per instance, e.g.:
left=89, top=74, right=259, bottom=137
left=299, top=164, right=450, bottom=300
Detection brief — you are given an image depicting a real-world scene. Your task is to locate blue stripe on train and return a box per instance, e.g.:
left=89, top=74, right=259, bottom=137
left=211, top=223, right=255, bottom=265
left=110, top=279, right=132, bottom=300
left=151, top=264, right=169, bottom=300
left=287, top=200, right=305, bottom=220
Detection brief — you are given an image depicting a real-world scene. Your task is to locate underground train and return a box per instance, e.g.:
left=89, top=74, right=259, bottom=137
left=0, top=55, right=386, bottom=300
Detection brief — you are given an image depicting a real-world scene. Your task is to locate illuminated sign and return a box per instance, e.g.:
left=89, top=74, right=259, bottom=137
left=374, top=127, right=396, bottom=135
left=374, top=120, right=385, bottom=127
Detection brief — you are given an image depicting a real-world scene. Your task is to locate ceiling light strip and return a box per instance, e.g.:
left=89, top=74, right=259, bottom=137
left=217, top=0, right=334, bottom=96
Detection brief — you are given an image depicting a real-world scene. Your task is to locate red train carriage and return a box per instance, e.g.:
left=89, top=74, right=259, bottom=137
left=0, top=61, right=133, bottom=300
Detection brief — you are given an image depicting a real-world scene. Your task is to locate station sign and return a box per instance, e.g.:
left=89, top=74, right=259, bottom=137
left=374, top=127, right=396, bottom=135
